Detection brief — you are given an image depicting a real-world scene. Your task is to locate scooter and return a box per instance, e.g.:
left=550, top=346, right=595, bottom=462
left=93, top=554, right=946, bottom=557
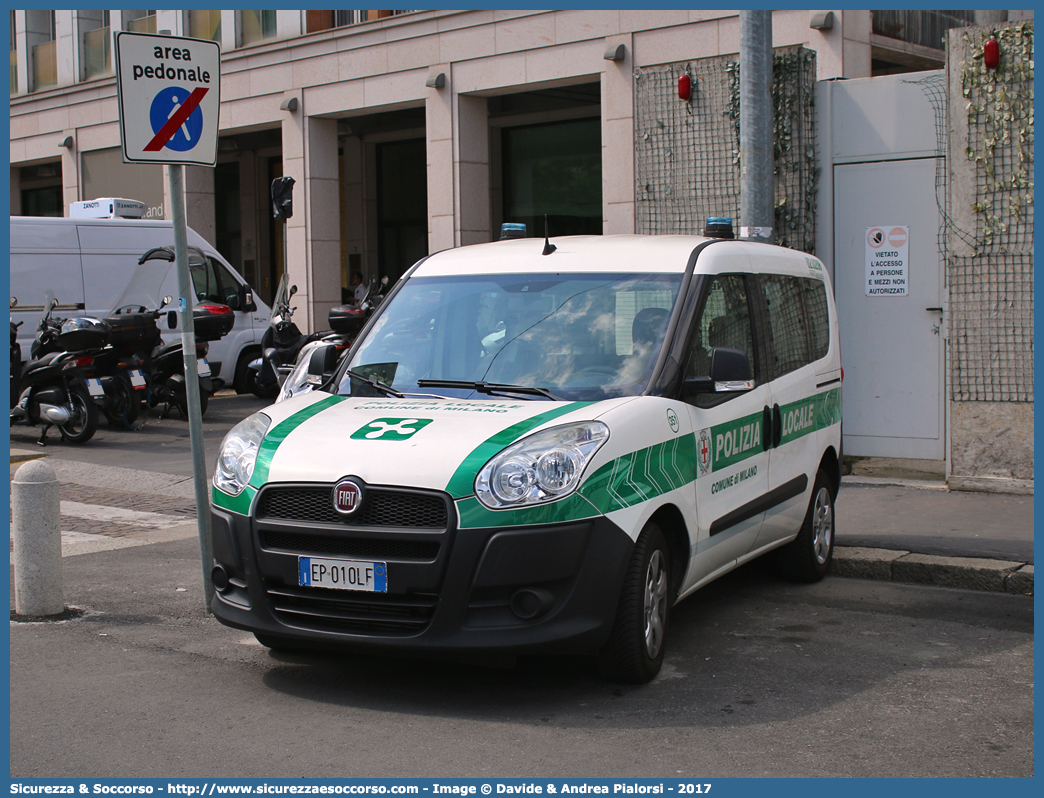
left=248, top=276, right=327, bottom=399
left=117, top=247, right=235, bottom=419
left=272, top=276, right=386, bottom=403
left=10, top=293, right=106, bottom=445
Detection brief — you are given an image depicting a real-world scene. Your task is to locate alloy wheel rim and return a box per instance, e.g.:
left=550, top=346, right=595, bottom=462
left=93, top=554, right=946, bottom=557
left=643, top=549, right=668, bottom=658
left=812, top=487, right=834, bottom=565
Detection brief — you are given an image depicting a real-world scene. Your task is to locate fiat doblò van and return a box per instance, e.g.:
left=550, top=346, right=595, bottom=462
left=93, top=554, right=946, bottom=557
left=211, top=233, right=842, bottom=683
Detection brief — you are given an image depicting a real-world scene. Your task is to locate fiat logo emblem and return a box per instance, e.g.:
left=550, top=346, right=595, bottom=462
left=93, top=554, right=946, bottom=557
left=333, top=478, right=364, bottom=515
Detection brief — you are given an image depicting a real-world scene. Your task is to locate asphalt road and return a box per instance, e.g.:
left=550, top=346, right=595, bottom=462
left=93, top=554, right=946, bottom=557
left=9, top=391, right=1035, bottom=778
left=9, top=390, right=272, bottom=476
left=10, top=542, right=1033, bottom=778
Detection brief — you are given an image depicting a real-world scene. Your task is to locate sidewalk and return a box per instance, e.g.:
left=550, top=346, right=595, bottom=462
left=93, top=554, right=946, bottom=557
left=10, top=451, right=1034, bottom=595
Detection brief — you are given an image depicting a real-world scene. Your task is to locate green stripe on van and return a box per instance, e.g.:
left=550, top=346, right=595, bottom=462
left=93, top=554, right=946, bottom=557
left=212, top=484, right=256, bottom=516
left=445, top=402, right=594, bottom=499
left=579, top=434, right=697, bottom=514
left=777, top=388, right=841, bottom=448
left=456, top=493, right=600, bottom=530
left=248, top=394, right=346, bottom=489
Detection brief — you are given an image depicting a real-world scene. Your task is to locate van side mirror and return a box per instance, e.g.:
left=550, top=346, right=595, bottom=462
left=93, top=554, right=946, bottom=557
left=684, top=347, right=754, bottom=397
left=241, top=286, right=256, bottom=313
left=167, top=310, right=178, bottom=329
left=306, top=345, right=339, bottom=386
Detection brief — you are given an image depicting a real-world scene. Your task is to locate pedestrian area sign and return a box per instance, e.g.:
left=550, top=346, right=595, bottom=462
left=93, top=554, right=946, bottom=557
left=115, top=32, right=220, bottom=166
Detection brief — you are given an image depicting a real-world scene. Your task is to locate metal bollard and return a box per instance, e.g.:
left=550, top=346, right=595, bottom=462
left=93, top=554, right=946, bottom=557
left=12, top=459, right=64, bottom=616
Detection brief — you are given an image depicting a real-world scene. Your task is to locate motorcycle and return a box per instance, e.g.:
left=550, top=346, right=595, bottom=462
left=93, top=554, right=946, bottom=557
left=110, top=247, right=234, bottom=419
left=273, top=276, right=387, bottom=403
left=247, top=276, right=319, bottom=399
left=10, top=292, right=107, bottom=445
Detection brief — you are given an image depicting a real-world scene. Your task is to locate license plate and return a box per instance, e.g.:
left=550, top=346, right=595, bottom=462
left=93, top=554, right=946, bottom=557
left=85, top=378, right=105, bottom=398
left=197, top=358, right=211, bottom=377
left=299, top=557, right=387, bottom=593
left=129, top=369, right=146, bottom=389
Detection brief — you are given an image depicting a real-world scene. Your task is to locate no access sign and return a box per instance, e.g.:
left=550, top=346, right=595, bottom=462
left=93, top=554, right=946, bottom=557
left=865, top=225, right=910, bottom=297
left=115, top=32, right=220, bottom=166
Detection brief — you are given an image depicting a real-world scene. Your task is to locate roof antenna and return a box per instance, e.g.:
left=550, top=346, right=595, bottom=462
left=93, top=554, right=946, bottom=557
left=541, top=214, right=556, bottom=256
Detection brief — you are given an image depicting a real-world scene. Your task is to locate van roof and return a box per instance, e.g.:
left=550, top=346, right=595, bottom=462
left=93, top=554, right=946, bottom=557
left=416, top=234, right=717, bottom=277
left=414, top=234, right=825, bottom=278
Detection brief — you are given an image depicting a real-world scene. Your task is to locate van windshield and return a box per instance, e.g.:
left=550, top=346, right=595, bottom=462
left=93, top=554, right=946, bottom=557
left=338, top=272, right=682, bottom=401
left=111, top=247, right=206, bottom=312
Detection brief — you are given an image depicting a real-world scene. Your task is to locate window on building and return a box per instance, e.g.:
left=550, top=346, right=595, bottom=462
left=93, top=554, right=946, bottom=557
left=83, top=11, right=111, bottom=80
left=306, top=11, right=360, bottom=32
left=502, top=117, right=602, bottom=238
left=241, top=10, right=277, bottom=46
left=125, top=11, right=157, bottom=35
left=188, top=10, right=222, bottom=42
left=30, top=11, right=57, bottom=91
left=377, top=139, right=428, bottom=282
left=20, top=162, right=64, bottom=217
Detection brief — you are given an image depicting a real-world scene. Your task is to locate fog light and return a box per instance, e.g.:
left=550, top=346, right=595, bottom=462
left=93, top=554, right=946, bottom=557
left=211, top=565, right=230, bottom=593
left=509, top=588, right=554, bottom=620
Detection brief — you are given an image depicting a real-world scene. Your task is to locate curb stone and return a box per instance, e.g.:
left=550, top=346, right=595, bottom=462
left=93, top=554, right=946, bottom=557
left=832, top=546, right=1033, bottom=595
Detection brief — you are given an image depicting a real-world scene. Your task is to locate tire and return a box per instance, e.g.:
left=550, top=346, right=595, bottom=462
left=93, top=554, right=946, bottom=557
left=103, top=377, right=140, bottom=429
left=233, top=350, right=259, bottom=394
left=198, top=387, right=209, bottom=417
left=59, top=386, right=99, bottom=445
left=251, top=375, right=278, bottom=400
left=597, top=522, right=672, bottom=684
left=776, top=470, right=835, bottom=583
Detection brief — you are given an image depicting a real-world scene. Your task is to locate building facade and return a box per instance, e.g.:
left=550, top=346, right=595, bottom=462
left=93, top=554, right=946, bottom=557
left=9, top=9, right=1033, bottom=489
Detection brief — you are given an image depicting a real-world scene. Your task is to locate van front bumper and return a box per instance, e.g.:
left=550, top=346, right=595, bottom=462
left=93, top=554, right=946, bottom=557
left=209, top=486, right=633, bottom=656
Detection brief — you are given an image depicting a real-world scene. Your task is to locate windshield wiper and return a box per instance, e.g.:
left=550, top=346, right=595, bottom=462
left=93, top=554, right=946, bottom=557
left=345, top=369, right=406, bottom=398
left=417, top=379, right=561, bottom=400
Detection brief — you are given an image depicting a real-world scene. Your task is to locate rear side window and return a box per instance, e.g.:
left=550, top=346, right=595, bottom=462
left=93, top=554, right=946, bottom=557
left=803, top=278, right=830, bottom=362
left=759, top=275, right=808, bottom=379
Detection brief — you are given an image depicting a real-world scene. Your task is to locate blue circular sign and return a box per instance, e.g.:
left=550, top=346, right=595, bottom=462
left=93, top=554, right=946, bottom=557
left=149, top=87, right=204, bottom=152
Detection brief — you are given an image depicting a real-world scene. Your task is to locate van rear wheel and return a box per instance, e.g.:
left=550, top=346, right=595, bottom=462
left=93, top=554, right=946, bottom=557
left=597, top=522, right=671, bottom=684
left=776, top=469, right=835, bottom=582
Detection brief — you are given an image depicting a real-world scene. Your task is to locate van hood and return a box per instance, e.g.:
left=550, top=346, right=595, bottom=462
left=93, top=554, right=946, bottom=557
left=241, top=391, right=617, bottom=500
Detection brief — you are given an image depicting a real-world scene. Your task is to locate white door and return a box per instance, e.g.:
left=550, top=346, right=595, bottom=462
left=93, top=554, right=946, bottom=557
left=833, top=159, right=945, bottom=459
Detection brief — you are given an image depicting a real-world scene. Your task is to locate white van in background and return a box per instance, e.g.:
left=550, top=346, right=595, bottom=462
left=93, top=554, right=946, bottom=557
left=10, top=202, right=271, bottom=393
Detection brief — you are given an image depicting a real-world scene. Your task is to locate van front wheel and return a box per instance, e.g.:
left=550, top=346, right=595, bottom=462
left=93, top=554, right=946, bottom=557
left=597, top=522, right=671, bottom=684
left=776, top=470, right=835, bottom=582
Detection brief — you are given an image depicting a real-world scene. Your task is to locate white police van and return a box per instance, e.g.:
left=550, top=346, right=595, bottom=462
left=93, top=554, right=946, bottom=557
left=211, top=229, right=842, bottom=683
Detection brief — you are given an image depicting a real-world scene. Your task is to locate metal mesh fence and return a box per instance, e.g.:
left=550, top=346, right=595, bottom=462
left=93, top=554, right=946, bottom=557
left=634, top=46, right=818, bottom=253
left=948, top=22, right=1034, bottom=402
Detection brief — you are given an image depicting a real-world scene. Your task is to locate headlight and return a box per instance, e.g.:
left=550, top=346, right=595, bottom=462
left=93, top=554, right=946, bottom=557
left=475, top=421, right=609, bottom=509
left=214, top=412, right=271, bottom=496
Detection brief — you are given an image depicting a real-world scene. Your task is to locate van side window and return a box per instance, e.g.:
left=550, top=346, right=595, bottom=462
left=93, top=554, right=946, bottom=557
left=803, top=277, right=830, bottom=362
left=685, top=274, right=755, bottom=404
left=191, top=257, right=243, bottom=309
left=758, top=274, right=809, bottom=379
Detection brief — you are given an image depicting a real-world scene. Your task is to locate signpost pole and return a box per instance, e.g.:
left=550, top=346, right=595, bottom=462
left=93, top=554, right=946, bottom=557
left=168, top=163, right=215, bottom=611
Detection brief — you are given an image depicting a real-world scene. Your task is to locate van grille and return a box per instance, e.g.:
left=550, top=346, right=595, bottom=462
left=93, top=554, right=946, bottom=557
left=265, top=584, right=437, bottom=635
left=260, top=530, right=439, bottom=561
left=257, top=486, right=448, bottom=528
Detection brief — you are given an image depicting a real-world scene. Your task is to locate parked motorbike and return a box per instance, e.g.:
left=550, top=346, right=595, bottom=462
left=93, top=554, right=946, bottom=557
left=112, top=247, right=235, bottom=419
left=273, top=276, right=387, bottom=403
left=10, top=292, right=107, bottom=445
